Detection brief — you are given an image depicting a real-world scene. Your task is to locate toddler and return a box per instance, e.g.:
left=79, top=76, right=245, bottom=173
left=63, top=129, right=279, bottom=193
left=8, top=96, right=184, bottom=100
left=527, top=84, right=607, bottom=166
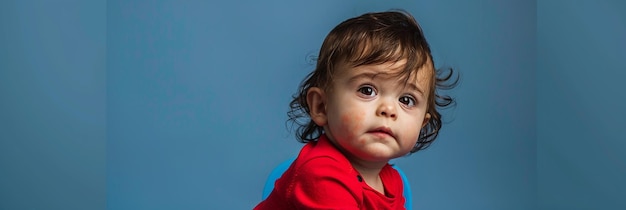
left=255, top=10, right=457, bottom=210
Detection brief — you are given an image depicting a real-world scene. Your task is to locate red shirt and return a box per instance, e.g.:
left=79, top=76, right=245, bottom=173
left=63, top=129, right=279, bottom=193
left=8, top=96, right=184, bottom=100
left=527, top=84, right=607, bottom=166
left=255, top=135, right=405, bottom=210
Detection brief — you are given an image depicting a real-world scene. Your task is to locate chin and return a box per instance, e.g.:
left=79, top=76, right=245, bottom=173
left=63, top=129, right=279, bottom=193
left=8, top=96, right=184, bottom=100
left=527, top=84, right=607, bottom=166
left=360, top=148, right=399, bottom=161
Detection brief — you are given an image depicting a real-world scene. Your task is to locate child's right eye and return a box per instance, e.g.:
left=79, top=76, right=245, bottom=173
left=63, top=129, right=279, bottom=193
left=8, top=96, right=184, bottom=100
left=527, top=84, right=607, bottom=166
left=357, top=86, right=377, bottom=97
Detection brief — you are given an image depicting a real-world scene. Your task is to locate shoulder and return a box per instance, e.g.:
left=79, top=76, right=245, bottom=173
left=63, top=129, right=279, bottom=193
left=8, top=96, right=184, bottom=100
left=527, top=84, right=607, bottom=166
left=294, top=136, right=357, bottom=177
left=291, top=155, right=362, bottom=192
left=292, top=137, right=362, bottom=189
left=284, top=146, right=363, bottom=209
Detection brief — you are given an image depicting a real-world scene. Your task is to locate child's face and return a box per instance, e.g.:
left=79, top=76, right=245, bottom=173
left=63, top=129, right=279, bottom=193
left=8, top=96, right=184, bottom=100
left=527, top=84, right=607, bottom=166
left=314, top=60, right=432, bottom=163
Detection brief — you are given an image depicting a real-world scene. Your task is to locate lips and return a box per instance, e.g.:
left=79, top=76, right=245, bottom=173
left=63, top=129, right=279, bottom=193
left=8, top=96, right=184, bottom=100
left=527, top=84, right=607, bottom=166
left=368, top=126, right=395, bottom=138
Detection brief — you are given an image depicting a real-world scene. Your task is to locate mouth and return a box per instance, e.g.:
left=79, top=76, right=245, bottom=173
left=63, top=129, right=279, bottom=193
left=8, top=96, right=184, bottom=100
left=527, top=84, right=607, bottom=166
left=368, top=126, right=395, bottom=139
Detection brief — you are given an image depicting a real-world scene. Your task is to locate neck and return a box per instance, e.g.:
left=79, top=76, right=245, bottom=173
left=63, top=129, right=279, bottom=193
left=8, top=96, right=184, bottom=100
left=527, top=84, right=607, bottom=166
left=346, top=156, right=388, bottom=194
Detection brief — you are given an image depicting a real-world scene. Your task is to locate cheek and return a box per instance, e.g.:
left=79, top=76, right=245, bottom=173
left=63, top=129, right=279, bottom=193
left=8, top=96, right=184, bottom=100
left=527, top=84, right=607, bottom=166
left=402, top=117, right=424, bottom=144
left=339, top=111, right=365, bottom=133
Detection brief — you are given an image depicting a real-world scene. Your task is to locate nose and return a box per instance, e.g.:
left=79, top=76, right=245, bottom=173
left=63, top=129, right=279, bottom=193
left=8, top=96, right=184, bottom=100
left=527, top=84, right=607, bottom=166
left=376, top=99, right=397, bottom=120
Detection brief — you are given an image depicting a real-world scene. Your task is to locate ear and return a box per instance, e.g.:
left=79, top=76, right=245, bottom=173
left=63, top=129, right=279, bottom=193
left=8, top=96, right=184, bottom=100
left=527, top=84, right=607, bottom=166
left=306, top=87, right=328, bottom=126
left=421, top=113, right=431, bottom=128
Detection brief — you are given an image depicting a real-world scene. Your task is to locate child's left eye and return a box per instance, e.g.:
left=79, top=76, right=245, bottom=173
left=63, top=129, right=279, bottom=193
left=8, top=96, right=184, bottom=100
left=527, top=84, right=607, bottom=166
left=399, top=96, right=416, bottom=107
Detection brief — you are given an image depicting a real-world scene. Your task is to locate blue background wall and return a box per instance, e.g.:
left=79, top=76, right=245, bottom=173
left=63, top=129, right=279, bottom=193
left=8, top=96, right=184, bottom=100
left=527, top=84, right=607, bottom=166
left=0, top=0, right=623, bottom=210
left=0, top=1, right=106, bottom=210
left=537, top=0, right=626, bottom=209
left=106, top=0, right=536, bottom=209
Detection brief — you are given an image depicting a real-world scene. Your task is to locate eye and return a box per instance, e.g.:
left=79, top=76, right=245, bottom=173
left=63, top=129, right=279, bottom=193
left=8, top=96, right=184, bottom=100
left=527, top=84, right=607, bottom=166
left=399, top=95, right=416, bottom=107
left=357, top=85, right=377, bottom=97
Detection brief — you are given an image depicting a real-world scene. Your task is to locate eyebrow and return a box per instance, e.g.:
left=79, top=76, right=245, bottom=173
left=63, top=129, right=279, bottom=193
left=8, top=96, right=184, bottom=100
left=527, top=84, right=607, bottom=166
left=407, top=82, right=425, bottom=98
left=347, top=72, right=378, bottom=84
